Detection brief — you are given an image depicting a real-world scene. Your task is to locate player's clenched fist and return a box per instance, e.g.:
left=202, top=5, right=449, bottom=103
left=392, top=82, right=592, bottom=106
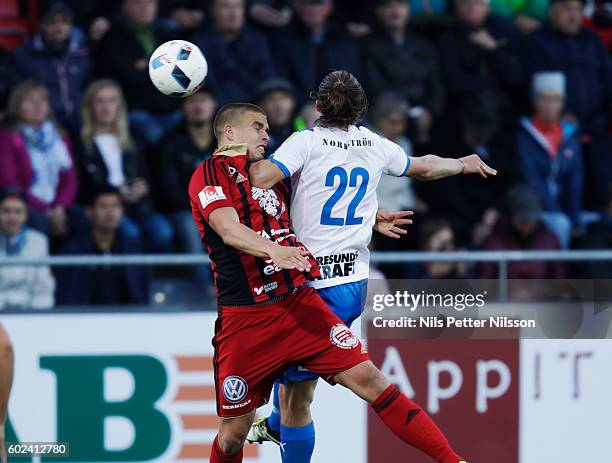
left=268, top=245, right=312, bottom=272
left=459, top=154, right=497, bottom=178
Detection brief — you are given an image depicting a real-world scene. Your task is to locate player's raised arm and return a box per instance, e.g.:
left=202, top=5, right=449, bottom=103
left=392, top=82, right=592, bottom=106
left=249, top=160, right=286, bottom=189
left=407, top=153, right=497, bottom=181
left=207, top=207, right=311, bottom=272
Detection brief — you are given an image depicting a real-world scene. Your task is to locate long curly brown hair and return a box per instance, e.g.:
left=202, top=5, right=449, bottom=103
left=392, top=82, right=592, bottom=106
left=314, top=70, right=368, bottom=129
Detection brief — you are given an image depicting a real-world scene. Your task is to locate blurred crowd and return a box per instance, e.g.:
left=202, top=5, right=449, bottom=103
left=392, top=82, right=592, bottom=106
left=1, top=0, right=612, bottom=309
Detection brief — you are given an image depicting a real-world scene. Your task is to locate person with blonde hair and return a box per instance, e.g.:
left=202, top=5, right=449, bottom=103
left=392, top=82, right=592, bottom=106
left=0, top=80, right=77, bottom=238
left=76, top=79, right=173, bottom=251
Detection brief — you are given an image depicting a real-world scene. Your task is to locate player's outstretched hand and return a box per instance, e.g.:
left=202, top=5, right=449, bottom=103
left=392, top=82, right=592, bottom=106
left=374, top=210, right=414, bottom=239
left=459, top=154, right=497, bottom=178
left=269, top=245, right=312, bottom=272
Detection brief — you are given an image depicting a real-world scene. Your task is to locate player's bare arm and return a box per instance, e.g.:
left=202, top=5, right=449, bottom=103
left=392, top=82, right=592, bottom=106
left=248, top=160, right=285, bottom=189
left=208, top=206, right=311, bottom=272
left=408, top=154, right=497, bottom=181
left=0, top=324, right=14, bottom=463
left=373, top=210, right=414, bottom=239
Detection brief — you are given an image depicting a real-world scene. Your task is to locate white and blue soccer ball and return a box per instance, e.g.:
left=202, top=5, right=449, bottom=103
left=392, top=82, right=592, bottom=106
left=148, top=40, right=208, bottom=98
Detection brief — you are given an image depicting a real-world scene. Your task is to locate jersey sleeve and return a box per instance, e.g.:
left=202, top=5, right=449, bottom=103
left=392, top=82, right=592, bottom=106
left=268, top=130, right=313, bottom=177
left=381, top=137, right=411, bottom=177
left=188, top=160, right=235, bottom=222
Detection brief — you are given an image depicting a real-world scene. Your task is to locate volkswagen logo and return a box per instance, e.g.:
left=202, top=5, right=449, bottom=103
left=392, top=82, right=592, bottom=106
left=222, top=376, right=248, bottom=403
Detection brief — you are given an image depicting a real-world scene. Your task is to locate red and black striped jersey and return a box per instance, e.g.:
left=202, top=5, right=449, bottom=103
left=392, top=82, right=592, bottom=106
left=188, top=144, right=320, bottom=307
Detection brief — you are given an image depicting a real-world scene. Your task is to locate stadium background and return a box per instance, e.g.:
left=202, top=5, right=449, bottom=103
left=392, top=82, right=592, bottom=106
left=1, top=0, right=612, bottom=462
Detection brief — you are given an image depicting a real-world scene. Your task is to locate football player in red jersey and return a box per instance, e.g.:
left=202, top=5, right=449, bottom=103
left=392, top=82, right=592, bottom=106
left=189, top=103, right=467, bottom=463
left=0, top=323, right=13, bottom=463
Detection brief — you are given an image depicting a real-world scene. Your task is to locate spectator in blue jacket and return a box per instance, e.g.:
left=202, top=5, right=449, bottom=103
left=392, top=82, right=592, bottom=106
left=14, top=2, right=92, bottom=135
left=55, top=186, right=150, bottom=306
left=270, top=0, right=362, bottom=104
left=517, top=71, right=583, bottom=248
left=522, top=0, right=612, bottom=210
left=192, top=0, right=277, bottom=106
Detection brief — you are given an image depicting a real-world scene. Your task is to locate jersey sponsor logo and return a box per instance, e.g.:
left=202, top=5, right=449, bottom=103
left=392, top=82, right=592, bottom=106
left=322, top=138, right=373, bottom=150
left=222, top=399, right=252, bottom=410
left=314, top=252, right=358, bottom=280
left=262, top=260, right=282, bottom=276
left=251, top=187, right=286, bottom=219
left=257, top=228, right=296, bottom=245
left=330, top=324, right=359, bottom=349
left=254, top=281, right=279, bottom=295
left=222, top=375, right=248, bottom=403
left=228, top=166, right=247, bottom=183
left=198, top=186, right=227, bottom=208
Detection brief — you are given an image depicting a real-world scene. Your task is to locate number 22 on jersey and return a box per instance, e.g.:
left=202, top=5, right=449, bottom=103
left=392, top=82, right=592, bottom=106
left=320, top=166, right=369, bottom=226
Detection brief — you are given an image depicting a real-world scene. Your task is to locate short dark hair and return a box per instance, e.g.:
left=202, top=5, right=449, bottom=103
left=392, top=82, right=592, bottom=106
left=213, top=103, right=266, bottom=141
left=313, top=70, right=368, bottom=128
left=88, top=185, right=122, bottom=207
left=0, top=187, right=27, bottom=206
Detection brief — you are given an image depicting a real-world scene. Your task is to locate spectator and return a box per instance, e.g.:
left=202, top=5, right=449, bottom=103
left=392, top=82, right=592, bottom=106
left=63, top=0, right=123, bottom=42
left=405, top=218, right=469, bottom=278
left=583, top=0, right=612, bottom=53
left=362, top=0, right=445, bottom=144
left=158, top=0, right=207, bottom=33
left=271, top=0, right=362, bottom=104
left=0, top=189, right=55, bottom=310
left=522, top=0, right=612, bottom=209
left=96, top=0, right=181, bottom=144
left=475, top=184, right=565, bottom=278
left=491, top=0, right=549, bottom=33
left=517, top=72, right=582, bottom=248
left=368, top=92, right=417, bottom=212
left=56, top=186, right=150, bottom=306
left=14, top=2, right=92, bottom=135
left=256, top=78, right=297, bottom=154
left=192, top=0, right=277, bottom=105
left=293, top=101, right=322, bottom=130
left=439, top=0, right=523, bottom=129
left=248, top=0, right=294, bottom=29
left=77, top=79, right=174, bottom=251
left=0, top=81, right=78, bottom=239
left=155, top=88, right=216, bottom=286
left=523, top=0, right=612, bottom=128
left=419, top=102, right=521, bottom=245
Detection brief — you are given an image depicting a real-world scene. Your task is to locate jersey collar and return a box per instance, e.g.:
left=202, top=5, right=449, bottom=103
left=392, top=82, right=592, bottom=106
left=213, top=143, right=248, bottom=157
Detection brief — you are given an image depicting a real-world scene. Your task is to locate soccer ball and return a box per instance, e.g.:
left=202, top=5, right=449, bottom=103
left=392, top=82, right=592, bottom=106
left=148, top=40, right=208, bottom=98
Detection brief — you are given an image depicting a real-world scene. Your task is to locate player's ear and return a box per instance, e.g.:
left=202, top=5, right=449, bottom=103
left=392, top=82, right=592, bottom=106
left=224, top=124, right=234, bottom=142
